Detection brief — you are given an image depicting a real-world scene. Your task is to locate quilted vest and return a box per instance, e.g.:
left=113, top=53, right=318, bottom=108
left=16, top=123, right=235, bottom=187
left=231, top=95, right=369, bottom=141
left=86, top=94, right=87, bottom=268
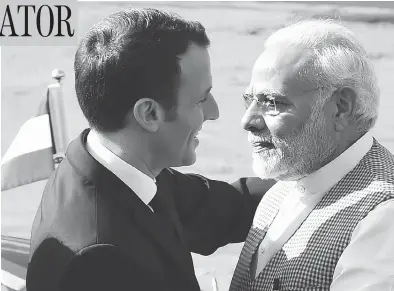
left=230, top=140, right=394, bottom=291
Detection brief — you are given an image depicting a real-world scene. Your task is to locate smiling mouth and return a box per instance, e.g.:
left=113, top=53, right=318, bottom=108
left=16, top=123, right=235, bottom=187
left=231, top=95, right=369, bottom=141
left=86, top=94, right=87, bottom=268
left=192, top=132, right=200, bottom=143
left=193, top=128, right=202, bottom=139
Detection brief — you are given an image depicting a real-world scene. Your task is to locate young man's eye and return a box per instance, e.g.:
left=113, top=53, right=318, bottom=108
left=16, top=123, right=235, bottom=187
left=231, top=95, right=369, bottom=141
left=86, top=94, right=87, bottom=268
left=197, top=97, right=207, bottom=104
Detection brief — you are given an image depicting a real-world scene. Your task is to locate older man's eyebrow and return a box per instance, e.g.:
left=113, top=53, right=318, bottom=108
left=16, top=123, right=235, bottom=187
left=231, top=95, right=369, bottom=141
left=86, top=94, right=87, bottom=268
left=254, top=90, right=287, bottom=99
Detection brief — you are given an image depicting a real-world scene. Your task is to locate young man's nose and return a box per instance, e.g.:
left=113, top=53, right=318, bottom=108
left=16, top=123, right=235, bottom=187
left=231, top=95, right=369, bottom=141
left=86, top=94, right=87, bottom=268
left=241, top=102, right=266, bottom=132
left=204, top=93, right=219, bottom=121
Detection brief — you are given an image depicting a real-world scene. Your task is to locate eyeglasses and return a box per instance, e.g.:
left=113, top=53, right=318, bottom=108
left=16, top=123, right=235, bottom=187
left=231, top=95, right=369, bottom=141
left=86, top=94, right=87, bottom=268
left=242, top=93, right=281, bottom=116
left=242, top=87, right=335, bottom=116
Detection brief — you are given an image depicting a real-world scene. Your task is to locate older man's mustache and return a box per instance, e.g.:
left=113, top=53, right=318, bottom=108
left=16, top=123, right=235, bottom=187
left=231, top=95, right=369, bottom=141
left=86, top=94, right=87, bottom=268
left=248, top=133, right=274, bottom=144
left=249, top=137, right=276, bottom=150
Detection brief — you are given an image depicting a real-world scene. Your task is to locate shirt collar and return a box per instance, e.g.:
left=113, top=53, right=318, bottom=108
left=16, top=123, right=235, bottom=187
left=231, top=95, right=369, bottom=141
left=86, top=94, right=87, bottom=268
left=295, top=131, right=373, bottom=196
left=85, top=130, right=157, bottom=205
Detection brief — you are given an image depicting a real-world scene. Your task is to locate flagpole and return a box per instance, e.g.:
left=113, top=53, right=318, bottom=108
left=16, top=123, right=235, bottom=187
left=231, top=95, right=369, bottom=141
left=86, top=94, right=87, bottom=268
left=211, top=276, right=219, bottom=291
left=48, top=69, right=68, bottom=168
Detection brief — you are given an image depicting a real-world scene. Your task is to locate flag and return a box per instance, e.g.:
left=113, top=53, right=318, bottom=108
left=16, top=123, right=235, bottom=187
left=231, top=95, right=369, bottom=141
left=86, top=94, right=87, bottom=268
left=1, top=74, right=68, bottom=191
left=1, top=94, right=55, bottom=191
left=1, top=70, right=68, bottom=291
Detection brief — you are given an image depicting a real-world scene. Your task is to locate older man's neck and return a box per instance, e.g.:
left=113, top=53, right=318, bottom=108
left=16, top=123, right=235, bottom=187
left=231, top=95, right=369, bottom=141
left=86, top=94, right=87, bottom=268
left=335, top=126, right=364, bottom=157
left=312, top=127, right=365, bottom=175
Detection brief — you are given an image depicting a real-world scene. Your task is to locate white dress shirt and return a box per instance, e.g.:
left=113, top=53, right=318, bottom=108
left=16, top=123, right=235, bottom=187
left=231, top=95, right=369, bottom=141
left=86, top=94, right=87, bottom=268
left=85, top=130, right=157, bottom=210
left=253, top=131, right=394, bottom=290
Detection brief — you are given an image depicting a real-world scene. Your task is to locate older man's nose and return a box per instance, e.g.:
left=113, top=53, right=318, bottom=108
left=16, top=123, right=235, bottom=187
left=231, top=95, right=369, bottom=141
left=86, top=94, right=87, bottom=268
left=204, top=93, right=219, bottom=121
left=241, top=103, right=266, bottom=132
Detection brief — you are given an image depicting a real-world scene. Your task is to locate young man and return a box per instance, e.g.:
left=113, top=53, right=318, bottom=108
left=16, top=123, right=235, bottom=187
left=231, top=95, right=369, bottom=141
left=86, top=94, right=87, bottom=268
left=26, top=8, right=275, bottom=291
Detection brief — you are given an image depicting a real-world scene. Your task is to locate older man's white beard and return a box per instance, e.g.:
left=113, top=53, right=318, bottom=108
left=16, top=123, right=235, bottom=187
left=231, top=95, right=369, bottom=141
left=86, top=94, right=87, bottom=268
left=252, top=108, right=337, bottom=181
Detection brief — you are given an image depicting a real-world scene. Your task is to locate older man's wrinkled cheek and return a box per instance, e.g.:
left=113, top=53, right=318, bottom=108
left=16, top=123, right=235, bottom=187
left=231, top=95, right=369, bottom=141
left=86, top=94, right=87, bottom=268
left=265, top=115, right=306, bottom=139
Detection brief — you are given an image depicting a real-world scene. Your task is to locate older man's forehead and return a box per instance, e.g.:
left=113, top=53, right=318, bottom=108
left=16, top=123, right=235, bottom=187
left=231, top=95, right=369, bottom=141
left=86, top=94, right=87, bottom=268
left=246, top=82, right=285, bottom=97
left=250, top=46, right=319, bottom=94
left=254, top=46, right=314, bottom=73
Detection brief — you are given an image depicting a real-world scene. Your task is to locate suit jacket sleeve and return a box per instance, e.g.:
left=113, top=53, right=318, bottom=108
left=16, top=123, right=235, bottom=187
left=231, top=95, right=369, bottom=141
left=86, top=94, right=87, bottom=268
left=59, top=245, right=160, bottom=291
left=163, top=169, right=276, bottom=255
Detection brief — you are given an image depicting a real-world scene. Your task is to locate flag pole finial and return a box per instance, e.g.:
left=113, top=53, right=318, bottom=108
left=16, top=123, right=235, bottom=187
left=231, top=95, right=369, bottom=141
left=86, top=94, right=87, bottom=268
left=52, top=69, right=65, bottom=84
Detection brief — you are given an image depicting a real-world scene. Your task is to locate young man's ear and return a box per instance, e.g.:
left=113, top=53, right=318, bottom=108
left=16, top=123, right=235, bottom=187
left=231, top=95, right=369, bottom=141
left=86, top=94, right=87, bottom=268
left=333, top=87, right=356, bottom=132
left=131, top=98, right=163, bottom=132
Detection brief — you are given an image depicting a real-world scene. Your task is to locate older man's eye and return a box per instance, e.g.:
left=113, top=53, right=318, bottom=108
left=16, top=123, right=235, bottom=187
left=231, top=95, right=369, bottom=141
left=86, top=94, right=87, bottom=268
left=265, top=95, right=284, bottom=107
left=242, top=94, right=254, bottom=108
left=262, top=97, right=282, bottom=115
left=263, top=98, right=277, bottom=108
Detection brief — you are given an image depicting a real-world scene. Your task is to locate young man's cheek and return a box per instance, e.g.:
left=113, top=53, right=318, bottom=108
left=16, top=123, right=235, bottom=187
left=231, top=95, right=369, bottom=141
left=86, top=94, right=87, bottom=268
left=187, top=106, right=205, bottom=128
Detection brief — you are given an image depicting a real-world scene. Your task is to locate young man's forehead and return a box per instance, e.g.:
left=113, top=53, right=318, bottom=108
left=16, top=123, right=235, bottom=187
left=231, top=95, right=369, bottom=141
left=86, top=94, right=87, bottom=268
left=179, top=44, right=210, bottom=68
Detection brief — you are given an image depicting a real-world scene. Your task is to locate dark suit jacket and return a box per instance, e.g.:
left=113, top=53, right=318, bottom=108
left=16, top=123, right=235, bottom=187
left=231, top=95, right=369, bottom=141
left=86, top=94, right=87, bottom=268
left=26, top=129, right=275, bottom=291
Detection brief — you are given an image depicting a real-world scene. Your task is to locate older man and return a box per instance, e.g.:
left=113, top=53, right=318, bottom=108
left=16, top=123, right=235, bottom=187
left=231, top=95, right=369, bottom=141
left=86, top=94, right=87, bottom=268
left=230, top=20, right=394, bottom=291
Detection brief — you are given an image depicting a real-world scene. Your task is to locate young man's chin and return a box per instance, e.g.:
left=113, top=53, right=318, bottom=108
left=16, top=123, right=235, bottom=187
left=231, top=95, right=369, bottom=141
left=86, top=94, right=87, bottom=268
left=179, top=151, right=197, bottom=167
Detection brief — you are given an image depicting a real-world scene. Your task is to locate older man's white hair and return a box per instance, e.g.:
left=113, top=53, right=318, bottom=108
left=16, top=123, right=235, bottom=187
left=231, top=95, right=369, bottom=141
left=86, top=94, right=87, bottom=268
left=264, top=19, right=380, bottom=134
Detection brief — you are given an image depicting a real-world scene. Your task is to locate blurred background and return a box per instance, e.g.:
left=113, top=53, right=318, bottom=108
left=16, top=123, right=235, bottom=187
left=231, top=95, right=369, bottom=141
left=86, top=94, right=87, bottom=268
left=2, top=2, right=394, bottom=290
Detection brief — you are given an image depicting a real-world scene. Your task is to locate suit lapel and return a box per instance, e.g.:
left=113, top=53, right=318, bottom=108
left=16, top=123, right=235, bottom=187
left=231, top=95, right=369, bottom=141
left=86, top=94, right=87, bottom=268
left=100, top=174, right=195, bottom=279
left=155, top=177, right=185, bottom=244
left=131, top=200, right=194, bottom=276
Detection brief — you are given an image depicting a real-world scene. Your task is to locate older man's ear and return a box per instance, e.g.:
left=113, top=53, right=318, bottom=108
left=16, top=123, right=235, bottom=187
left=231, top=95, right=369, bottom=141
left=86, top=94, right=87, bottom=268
left=333, top=87, right=357, bottom=132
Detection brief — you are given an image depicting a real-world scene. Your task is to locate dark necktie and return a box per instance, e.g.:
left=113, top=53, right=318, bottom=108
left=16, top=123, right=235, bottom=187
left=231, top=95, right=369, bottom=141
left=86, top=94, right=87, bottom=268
left=149, top=185, right=183, bottom=243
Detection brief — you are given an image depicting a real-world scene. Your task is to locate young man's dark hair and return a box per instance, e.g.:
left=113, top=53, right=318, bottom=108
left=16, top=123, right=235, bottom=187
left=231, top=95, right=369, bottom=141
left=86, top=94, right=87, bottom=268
left=74, top=8, right=210, bottom=132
